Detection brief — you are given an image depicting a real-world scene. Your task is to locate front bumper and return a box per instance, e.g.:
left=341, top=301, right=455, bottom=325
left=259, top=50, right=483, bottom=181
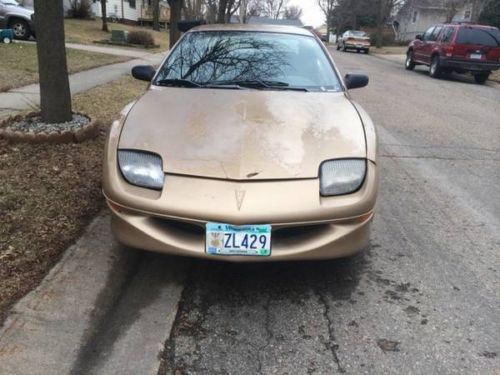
left=440, top=58, right=500, bottom=72
left=345, top=42, right=370, bottom=50
left=103, top=160, right=378, bottom=261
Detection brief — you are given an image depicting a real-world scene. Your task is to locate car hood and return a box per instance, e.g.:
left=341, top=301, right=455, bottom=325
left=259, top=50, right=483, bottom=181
left=119, top=87, right=366, bottom=180
left=7, top=5, right=34, bottom=16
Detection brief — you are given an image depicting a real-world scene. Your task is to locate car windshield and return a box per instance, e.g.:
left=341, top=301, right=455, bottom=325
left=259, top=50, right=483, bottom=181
left=2, top=0, right=19, bottom=5
left=154, top=31, right=342, bottom=92
left=350, top=31, right=367, bottom=37
left=456, top=27, right=500, bottom=47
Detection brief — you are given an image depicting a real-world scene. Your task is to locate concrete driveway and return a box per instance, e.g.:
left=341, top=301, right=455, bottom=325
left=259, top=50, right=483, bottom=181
left=1, top=47, right=499, bottom=375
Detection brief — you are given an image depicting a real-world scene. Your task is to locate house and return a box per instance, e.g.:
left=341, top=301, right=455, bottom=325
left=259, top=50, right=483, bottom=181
left=91, top=0, right=170, bottom=24
left=393, top=0, right=473, bottom=42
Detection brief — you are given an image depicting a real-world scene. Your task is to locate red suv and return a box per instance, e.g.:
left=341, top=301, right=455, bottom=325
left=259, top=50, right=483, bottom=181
left=405, top=23, right=500, bottom=84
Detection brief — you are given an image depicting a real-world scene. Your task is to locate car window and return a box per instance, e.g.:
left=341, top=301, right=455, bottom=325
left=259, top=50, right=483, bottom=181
left=155, top=31, right=342, bottom=92
left=440, top=26, right=456, bottom=43
left=1, top=0, right=19, bottom=5
left=429, top=26, right=443, bottom=41
left=456, top=27, right=500, bottom=47
left=351, top=31, right=368, bottom=37
left=422, top=26, right=435, bottom=42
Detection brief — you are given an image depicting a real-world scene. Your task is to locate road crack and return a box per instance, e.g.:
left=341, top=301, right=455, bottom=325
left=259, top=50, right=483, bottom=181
left=256, top=294, right=273, bottom=375
left=316, top=288, right=345, bottom=374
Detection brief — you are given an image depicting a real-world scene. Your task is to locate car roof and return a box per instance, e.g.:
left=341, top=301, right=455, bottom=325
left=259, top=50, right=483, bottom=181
left=438, top=23, right=499, bottom=30
left=189, top=23, right=315, bottom=37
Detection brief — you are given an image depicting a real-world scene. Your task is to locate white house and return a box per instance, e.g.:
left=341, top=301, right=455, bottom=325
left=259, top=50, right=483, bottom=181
left=91, top=0, right=169, bottom=24
left=393, top=0, right=473, bottom=42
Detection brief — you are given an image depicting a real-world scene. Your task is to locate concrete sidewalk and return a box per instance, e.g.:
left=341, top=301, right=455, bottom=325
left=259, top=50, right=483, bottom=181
left=0, top=51, right=164, bottom=120
left=66, top=42, right=160, bottom=58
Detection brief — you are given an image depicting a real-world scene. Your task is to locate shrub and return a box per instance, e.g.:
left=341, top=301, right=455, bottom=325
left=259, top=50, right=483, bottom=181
left=68, top=0, right=92, bottom=19
left=127, top=31, right=156, bottom=47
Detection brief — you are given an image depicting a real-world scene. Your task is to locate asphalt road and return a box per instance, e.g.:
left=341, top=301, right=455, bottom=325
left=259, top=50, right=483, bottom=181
left=158, top=49, right=500, bottom=374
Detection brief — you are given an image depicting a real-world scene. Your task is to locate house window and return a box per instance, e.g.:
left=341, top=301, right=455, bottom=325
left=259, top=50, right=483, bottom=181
left=412, top=11, right=418, bottom=23
left=464, top=10, right=471, bottom=19
left=129, top=0, right=136, bottom=9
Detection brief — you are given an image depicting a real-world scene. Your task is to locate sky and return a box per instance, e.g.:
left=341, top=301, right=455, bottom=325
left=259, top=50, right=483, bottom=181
left=288, top=0, right=326, bottom=27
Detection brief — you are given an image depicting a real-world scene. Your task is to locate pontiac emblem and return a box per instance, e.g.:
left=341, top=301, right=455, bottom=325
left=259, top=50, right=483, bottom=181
left=235, top=189, right=246, bottom=211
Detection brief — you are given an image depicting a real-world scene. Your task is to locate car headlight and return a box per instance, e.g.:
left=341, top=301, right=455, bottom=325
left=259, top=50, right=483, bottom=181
left=320, top=159, right=366, bottom=196
left=118, top=150, right=164, bottom=190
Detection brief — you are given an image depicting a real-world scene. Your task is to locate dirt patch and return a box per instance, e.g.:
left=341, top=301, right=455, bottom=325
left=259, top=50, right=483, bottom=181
left=0, top=76, right=147, bottom=322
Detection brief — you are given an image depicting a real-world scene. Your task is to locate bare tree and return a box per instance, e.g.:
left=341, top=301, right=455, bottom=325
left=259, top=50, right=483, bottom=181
left=183, top=0, right=204, bottom=19
left=318, top=0, right=337, bottom=37
left=217, top=0, right=240, bottom=23
left=375, top=0, right=402, bottom=48
left=240, top=0, right=262, bottom=23
left=168, top=0, right=183, bottom=47
left=33, top=0, right=72, bottom=123
left=101, top=0, right=108, bottom=31
left=152, top=0, right=160, bottom=31
left=283, top=5, right=302, bottom=19
left=262, top=0, right=287, bottom=19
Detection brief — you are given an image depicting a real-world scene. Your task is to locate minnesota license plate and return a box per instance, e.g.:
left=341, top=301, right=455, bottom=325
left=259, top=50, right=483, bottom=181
left=206, top=223, right=271, bottom=256
left=470, top=53, right=482, bottom=59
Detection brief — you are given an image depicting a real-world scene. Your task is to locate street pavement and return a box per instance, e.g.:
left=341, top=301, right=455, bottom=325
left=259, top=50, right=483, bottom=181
left=160, top=49, right=500, bottom=374
left=0, top=48, right=498, bottom=375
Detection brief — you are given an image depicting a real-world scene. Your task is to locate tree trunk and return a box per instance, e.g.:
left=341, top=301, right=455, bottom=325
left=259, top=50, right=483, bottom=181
left=152, top=0, right=160, bottom=31
left=167, top=0, right=182, bottom=48
left=375, top=0, right=384, bottom=48
left=217, top=0, right=227, bottom=23
left=101, top=0, right=108, bottom=32
left=34, top=0, right=72, bottom=124
left=471, top=0, right=482, bottom=22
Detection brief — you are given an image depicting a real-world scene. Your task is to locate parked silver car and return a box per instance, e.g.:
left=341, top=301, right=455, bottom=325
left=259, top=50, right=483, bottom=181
left=0, top=0, right=34, bottom=40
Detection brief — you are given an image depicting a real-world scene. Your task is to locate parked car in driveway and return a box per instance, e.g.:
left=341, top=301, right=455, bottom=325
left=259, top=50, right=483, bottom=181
left=0, top=0, right=34, bottom=40
left=103, top=24, right=378, bottom=262
left=405, top=23, right=500, bottom=83
left=337, top=30, right=371, bottom=53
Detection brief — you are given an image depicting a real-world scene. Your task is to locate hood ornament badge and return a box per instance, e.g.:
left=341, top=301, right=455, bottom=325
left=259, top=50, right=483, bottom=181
left=235, top=189, right=246, bottom=211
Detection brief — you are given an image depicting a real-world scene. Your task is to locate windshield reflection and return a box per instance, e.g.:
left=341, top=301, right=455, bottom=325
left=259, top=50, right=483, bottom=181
left=155, top=31, right=342, bottom=92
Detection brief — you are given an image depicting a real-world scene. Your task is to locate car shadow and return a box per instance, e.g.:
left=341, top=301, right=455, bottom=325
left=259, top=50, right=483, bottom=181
left=412, top=67, right=496, bottom=86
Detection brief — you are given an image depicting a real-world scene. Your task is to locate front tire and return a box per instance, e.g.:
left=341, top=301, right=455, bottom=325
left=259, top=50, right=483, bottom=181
left=474, top=71, right=490, bottom=84
left=429, top=55, right=442, bottom=78
left=405, top=51, right=416, bottom=70
left=336, top=43, right=340, bottom=51
left=342, top=43, right=347, bottom=52
left=9, top=19, right=31, bottom=40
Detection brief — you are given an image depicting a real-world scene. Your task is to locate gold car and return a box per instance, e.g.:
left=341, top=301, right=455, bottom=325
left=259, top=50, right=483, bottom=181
left=103, top=24, right=378, bottom=261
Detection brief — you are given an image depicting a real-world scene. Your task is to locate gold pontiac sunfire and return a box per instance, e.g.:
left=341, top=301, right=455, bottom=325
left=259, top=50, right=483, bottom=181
left=103, top=24, right=378, bottom=261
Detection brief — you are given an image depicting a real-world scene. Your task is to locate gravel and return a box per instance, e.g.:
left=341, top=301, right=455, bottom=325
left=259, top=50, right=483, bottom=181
left=8, top=114, right=90, bottom=134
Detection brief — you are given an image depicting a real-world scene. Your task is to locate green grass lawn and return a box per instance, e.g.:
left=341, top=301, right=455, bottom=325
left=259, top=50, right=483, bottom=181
left=0, top=42, right=129, bottom=92
left=64, top=18, right=169, bottom=51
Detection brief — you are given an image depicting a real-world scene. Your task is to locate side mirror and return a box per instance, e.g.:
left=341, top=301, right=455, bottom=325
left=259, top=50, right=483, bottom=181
left=415, top=34, right=423, bottom=41
left=132, top=65, right=156, bottom=82
left=344, top=74, right=369, bottom=90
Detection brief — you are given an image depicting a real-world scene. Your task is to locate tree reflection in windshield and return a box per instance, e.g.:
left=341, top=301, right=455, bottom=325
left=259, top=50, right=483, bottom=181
left=155, top=31, right=342, bottom=91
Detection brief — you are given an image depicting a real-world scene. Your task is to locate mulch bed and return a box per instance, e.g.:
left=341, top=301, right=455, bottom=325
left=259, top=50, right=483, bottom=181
left=0, top=137, right=105, bottom=322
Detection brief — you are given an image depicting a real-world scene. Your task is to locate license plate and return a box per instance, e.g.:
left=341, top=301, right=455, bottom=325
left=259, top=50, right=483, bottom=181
left=470, top=53, right=483, bottom=59
left=206, top=223, right=271, bottom=256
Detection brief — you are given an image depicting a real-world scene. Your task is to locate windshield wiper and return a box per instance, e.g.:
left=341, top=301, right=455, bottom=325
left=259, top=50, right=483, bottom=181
left=209, top=80, right=309, bottom=92
left=155, top=79, right=202, bottom=88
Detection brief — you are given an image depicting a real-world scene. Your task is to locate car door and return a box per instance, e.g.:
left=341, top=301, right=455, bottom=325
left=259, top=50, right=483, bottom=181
left=414, top=26, right=435, bottom=63
left=421, top=26, right=443, bottom=64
